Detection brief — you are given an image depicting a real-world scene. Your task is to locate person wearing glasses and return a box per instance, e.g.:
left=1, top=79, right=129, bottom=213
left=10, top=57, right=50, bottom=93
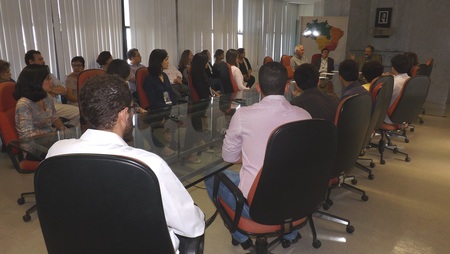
left=45, top=74, right=205, bottom=252
left=64, top=56, right=85, bottom=106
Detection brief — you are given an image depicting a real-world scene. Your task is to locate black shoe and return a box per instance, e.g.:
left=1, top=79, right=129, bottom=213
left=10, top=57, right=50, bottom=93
left=281, top=232, right=302, bottom=248
left=231, top=237, right=254, bottom=250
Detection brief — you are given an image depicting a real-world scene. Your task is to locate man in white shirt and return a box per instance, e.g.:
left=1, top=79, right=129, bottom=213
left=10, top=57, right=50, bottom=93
left=205, top=62, right=311, bottom=250
left=384, top=54, right=410, bottom=124
left=127, top=48, right=145, bottom=95
left=46, top=74, right=205, bottom=252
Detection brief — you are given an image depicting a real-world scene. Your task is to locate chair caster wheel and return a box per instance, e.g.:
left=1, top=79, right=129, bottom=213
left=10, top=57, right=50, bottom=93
left=346, top=225, right=355, bottom=233
left=23, top=214, right=31, bottom=222
left=405, top=156, right=411, bottom=162
left=380, top=159, right=386, bottom=165
left=351, top=179, right=358, bottom=185
left=281, top=239, right=291, bottom=248
left=323, top=200, right=332, bottom=210
left=17, top=197, right=25, bottom=205
left=420, top=119, right=424, bottom=124
left=410, top=128, right=415, bottom=132
left=312, top=240, right=322, bottom=249
left=388, top=141, right=393, bottom=146
left=368, top=174, right=375, bottom=180
left=361, top=195, right=369, bottom=201
left=370, top=162, right=375, bottom=168
left=231, top=238, right=239, bottom=246
left=405, top=138, right=409, bottom=143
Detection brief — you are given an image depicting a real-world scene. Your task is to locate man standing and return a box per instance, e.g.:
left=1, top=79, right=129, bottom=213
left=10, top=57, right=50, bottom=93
left=291, top=63, right=339, bottom=122
left=205, top=62, right=311, bottom=250
left=290, top=44, right=309, bottom=71
left=46, top=74, right=205, bottom=252
left=24, top=50, right=80, bottom=127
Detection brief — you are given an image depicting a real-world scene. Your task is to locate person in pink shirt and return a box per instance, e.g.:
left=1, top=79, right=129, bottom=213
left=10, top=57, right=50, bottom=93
left=205, top=62, right=311, bottom=250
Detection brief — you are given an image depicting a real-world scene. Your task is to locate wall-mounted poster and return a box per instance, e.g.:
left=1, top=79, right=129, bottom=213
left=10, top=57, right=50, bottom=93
left=300, top=16, right=349, bottom=69
left=375, top=8, right=392, bottom=28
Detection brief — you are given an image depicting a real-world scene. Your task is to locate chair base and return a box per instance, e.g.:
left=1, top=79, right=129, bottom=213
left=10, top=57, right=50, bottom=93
left=313, top=211, right=355, bottom=234
left=355, top=161, right=375, bottom=180
left=17, top=192, right=36, bottom=222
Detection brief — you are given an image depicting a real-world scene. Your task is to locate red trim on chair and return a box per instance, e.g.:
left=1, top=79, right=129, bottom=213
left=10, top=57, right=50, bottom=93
left=135, top=67, right=150, bottom=109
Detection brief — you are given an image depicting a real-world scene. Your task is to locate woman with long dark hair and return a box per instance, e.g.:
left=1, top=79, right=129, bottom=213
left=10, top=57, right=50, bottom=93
left=143, top=49, right=177, bottom=110
left=14, top=64, right=66, bottom=139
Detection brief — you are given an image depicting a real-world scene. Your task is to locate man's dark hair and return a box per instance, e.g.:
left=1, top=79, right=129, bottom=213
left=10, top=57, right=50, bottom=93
left=391, top=54, right=410, bottom=74
left=403, top=52, right=418, bottom=75
left=96, top=51, right=112, bottom=66
left=339, top=59, right=359, bottom=81
left=321, top=48, right=330, bottom=53
left=127, top=48, right=138, bottom=60
left=361, top=61, right=384, bottom=83
left=71, top=56, right=85, bottom=67
left=148, top=49, right=168, bottom=76
left=294, top=63, right=319, bottom=91
left=106, top=59, right=131, bottom=80
left=226, top=49, right=238, bottom=66
left=24, top=50, right=41, bottom=65
left=13, top=64, right=49, bottom=101
left=237, top=48, right=245, bottom=54
left=80, top=74, right=132, bottom=130
left=214, top=49, right=224, bottom=58
left=258, top=62, right=287, bottom=96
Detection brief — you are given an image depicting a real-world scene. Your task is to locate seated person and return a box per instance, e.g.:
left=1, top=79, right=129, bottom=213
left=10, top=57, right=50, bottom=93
left=312, top=48, right=334, bottom=77
left=25, top=50, right=80, bottom=127
left=14, top=64, right=66, bottom=140
left=361, top=61, right=384, bottom=91
left=163, top=62, right=189, bottom=101
left=0, top=60, right=14, bottom=83
left=202, top=49, right=221, bottom=92
left=64, top=56, right=85, bottom=106
left=127, top=48, right=145, bottom=96
left=225, top=49, right=248, bottom=91
left=384, top=54, right=410, bottom=124
left=144, top=49, right=178, bottom=110
left=291, top=63, right=339, bottom=122
left=237, top=48, right=255, bottom=88
left=263, top=56, right=273, bottom=64
left=178, top=49, right=193, bottom=86
left=349, top=45, right=382, bottom=71
left=212, top=49, right=225, bottom=92
left=204, top=62, right=311, bottom=250
left=96, top=51, right=113, bottom=71
left=339, top=59, right=370, bottom=100
left=45, top=74, right=205, bottom=252
left=191, top=52, right=219, bottom=100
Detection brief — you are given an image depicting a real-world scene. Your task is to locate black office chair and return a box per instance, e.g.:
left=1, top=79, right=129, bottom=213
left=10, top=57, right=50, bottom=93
left=323, top=93, right=372, bottom=210
left=355, top=76, right=393, bottom=178
left=377, top=75, right=430, bottom=164
left=35, top=154, right=204, bottom=254
left=212, top=119, right=338, bottom=253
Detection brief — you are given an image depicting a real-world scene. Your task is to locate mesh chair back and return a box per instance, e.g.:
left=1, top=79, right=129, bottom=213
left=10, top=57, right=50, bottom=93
left=388, top=75, right=430, bottom=124
left=332, top=94, right=372, bottom=177
left=0, top=81, right=16, bottom=112
left=311, top=54, right=322, bottom=64
left=248, top=120, right=338, bottom=225
left=136, top=67, right=151, bottom=109
left=35, top=154, right=175, bottom=254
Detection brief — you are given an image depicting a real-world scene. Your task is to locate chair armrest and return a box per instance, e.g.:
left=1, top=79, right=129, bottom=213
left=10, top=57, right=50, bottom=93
left=176, top=234, right=204, bottom=254
left=212, top=172, right=246, bottom=232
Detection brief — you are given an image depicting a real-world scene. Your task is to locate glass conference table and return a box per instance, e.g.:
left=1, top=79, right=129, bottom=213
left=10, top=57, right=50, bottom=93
left=9, top=90, right=261, bottom=188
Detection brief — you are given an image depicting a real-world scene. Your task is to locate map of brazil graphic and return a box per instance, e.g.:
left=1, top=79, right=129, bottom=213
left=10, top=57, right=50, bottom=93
left=302, top=19, right=344, bottom=51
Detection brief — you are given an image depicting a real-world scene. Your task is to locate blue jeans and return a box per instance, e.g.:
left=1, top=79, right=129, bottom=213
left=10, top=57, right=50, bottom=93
left=205, top=169, right=298, bottom=243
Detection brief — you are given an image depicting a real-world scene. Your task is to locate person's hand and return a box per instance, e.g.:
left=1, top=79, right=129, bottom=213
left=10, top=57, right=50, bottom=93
left=174, top=76, right=182, bottom=84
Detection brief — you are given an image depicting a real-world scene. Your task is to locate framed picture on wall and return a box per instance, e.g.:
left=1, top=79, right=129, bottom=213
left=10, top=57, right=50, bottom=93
left=375, top=8, right=392, bottom=27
